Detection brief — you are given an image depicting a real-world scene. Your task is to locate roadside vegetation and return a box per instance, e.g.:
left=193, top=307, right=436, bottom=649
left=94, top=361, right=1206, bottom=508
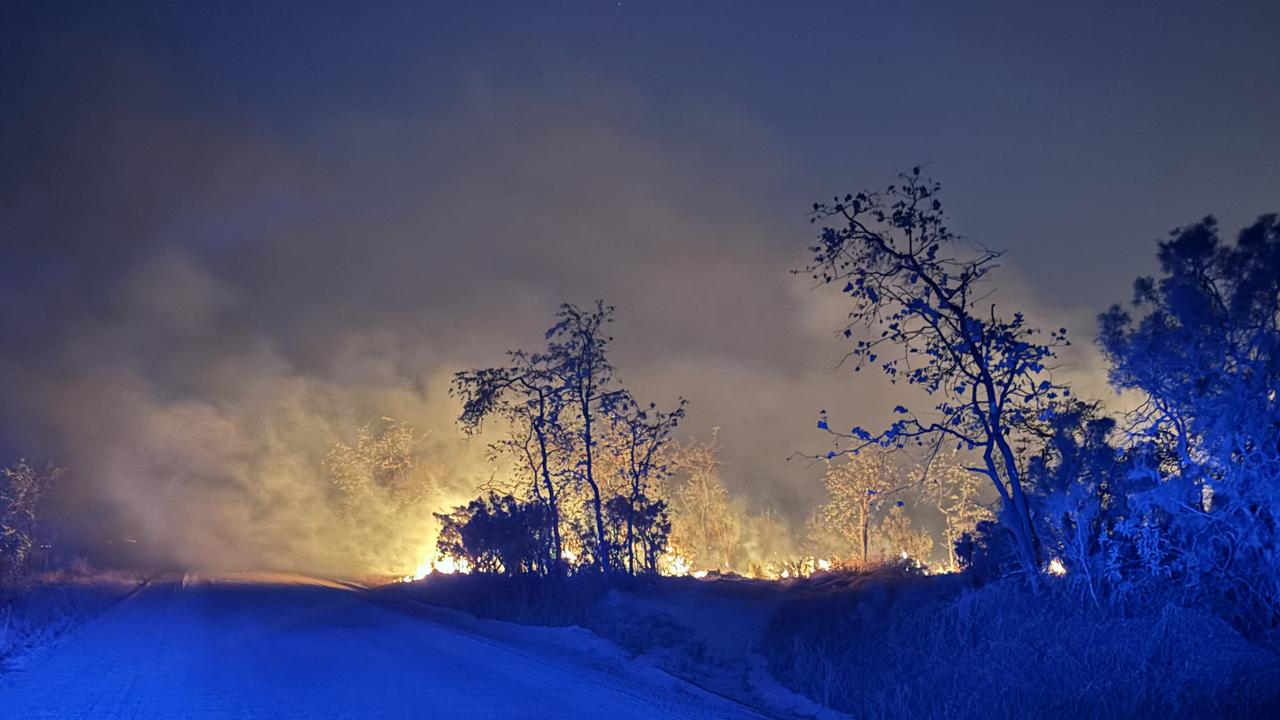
left=0, top=566, right=145, bottom=671
left=0, top=462, right=145, bottom=671
left=396, top=172, right=1280, bottom=717
left=6, top=170, right=1280, bottom=716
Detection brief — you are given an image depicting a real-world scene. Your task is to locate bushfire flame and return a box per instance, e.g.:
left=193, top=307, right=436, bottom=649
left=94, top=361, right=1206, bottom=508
left=658, top=549, right=691, bottom=576
left=400, top=555, right=471, bottom=582
left=395, top=546, right=948, bottom=583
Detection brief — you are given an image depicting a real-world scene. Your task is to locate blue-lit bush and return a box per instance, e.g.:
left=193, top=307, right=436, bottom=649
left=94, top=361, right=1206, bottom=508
left=1026, top=215, right=1280, bottom=641
left=795, top=175, right=1280, bottom=714
left=806, top=170, right=1280, bottom=645
left=762, top=575, right=1280, bottom=719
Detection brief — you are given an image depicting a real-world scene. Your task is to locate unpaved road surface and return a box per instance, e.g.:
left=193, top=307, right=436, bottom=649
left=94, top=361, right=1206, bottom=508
left=0, top=572, right=761, bottom=719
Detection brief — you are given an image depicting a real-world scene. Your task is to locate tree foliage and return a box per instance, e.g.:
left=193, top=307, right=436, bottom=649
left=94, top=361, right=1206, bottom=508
left=435, top=493, right=552, bottom=576
left=604, top=394, right=685, bottom=574
left=807, top=449, right=900, bottom=565
left=454, top=342, right=574, bottom=573
left=801, top=169, right=1069, bottom=578
left=450, top=301, right=682, bottom=578
left=325, top=417, right=430, bottom=510
left=879, top=503, right=934, bottom=564
left=918, top=449, right=993, bottom=570
left=0, top=459, right=62, bottom=580
left=1085, top=214, right=1280, bottom=635
left=667, top=433, right=740, bottom=571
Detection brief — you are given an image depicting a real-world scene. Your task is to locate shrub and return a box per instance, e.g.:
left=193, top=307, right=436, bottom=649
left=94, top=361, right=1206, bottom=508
left=762, top=577, right=1280, bottom=719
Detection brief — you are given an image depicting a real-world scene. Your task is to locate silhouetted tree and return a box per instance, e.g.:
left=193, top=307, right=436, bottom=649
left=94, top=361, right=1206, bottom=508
left=605, top=494, right=671, bottom=574
left=456, top=301, right=651, bottom=578
left=545, top=301, right=627, bottom=576
left=435, top=493, right=551, bottom=575
left=801, top=169, right=1069, bottom=580
left=606, top=393, right=685, bottom=574
left=454, top=349, right=572, bottom=574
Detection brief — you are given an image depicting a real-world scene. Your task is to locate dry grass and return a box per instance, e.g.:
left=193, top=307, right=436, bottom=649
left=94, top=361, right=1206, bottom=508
left=0, top=567, right=146, bottom=670
left=383, top=566, right=1280, bottom=718
left=762, top=576, right=1280, bottom=719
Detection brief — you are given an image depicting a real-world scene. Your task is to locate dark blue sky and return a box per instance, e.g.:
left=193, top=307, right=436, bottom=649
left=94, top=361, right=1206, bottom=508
left=1, top=1, right=1277, bottom=553
left=7, top=1, right=1278, bottom=304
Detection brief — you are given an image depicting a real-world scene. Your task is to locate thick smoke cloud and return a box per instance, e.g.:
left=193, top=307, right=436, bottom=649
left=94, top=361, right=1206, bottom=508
left=0, top=35, right=1112, bottom=575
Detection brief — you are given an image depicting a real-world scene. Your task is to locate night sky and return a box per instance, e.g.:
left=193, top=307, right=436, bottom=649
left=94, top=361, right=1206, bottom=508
left=2, top=1, right=1278, bottom=567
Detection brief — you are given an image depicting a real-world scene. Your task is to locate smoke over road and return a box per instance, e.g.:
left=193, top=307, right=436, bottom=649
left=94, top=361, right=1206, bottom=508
left=1, top=8, right=1132, bottom=575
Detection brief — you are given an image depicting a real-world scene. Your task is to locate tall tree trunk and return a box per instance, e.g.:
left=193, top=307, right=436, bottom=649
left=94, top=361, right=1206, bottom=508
left=944, top=516, right=958, bottom=571
left=995, top=433, right=1040, bottom=568
left=535, top=394, right=565, bottom=573
left=534, top=415, right=563, bottom=575
left=581, top=386, right=611, bottom=576
left=858, top=495, right=871, bottom=565
left=983, top=437, right=1040, bottom=586
left=861, top=513, right=869, bottom=565
left=625, top=486, right=636, bottom=575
